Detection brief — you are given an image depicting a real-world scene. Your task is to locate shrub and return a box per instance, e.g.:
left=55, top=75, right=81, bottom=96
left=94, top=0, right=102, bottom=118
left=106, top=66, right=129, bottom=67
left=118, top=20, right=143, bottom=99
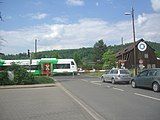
left=5, top=64, right=37, bottom=85
left=0, top=71, right=14, bottom=85
left=1, top=64, right=54, bottom=85
left=34, top=76, right=55, bottom=84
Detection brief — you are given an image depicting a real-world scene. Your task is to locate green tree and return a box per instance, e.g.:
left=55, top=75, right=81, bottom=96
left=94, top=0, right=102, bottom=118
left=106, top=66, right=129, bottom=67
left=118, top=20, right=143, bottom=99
left=155, top=51, right=160, bottom=58
left=73, top=52, right=82, bottom=67
left=102, top=50, right=116, bottom=69
left=93, top=39, right=107, bottom=69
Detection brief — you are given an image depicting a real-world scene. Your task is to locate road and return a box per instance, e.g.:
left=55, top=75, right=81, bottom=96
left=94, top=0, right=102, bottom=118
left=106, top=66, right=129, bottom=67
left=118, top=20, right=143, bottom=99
left=0, top=85, right=95, bottom=120
left=55, top=75, right=160, bottom=120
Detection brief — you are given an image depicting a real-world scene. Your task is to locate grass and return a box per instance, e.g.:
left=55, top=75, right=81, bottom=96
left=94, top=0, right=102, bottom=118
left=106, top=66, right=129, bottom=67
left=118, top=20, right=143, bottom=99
left=34, top=76, right=55, bottom=84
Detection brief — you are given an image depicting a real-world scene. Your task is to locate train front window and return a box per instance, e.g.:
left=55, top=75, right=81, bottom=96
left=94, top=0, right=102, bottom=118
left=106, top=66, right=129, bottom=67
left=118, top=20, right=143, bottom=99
left=71, top=61, right=75, bottom=65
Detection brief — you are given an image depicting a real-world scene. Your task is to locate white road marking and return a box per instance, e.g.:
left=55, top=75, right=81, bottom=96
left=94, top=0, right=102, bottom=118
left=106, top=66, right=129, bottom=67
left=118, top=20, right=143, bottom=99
left=91, top=82, right=102, bottom=86
left=81, top=79, right=89, bottom=82
left=57, top=83, right=106, bottom=120
left=113, top=87, right=124, bottom=92
left=134, top=93, right=160, bottom=102
left=91, top=81, right=102, bottom=83
left=106, top=85, right=111, bottom=88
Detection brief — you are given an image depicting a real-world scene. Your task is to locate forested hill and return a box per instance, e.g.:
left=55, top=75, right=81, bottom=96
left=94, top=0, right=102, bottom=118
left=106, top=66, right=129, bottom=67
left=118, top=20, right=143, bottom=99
left=1, top=41, right=160, bottom=60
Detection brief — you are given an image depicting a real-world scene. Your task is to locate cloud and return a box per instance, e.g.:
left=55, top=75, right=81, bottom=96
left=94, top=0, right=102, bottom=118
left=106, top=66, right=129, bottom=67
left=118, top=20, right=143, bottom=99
left=52, top=16, right=69, bottom=23
left=22, top=13, right=48, bottom=20
left=1, top=13, right=160, bottom=54
left=31, top=13, right=48, bottom=20
left=137, top=13, right=148, bottom=25
left=66, top=0, right=84, bottom=6
left=151, top=0, right=160, bottom=12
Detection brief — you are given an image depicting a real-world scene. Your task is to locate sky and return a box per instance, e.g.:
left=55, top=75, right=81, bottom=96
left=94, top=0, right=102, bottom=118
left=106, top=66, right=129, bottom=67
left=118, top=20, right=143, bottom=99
left=0, top=0, right=160, bottom=54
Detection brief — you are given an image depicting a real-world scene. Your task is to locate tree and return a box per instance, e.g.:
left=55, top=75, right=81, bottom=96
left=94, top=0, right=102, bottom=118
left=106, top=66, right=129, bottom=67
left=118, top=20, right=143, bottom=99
left=102, top=50, right=116, bottom=69
left=93, top=39, right=107, bottom=69
left=155, top=51, right=160, bottom=58
left=73, top=52, right=82, bottom=68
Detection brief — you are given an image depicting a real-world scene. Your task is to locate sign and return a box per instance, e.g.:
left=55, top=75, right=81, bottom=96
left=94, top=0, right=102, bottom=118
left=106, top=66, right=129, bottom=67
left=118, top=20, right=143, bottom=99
left=138, top=42, right=147, bottom=52
left=43, top=63, right=51, bottom=75
left=139, top=59, right=143, bottom=64
left=139, top=64, right=144, bottom=70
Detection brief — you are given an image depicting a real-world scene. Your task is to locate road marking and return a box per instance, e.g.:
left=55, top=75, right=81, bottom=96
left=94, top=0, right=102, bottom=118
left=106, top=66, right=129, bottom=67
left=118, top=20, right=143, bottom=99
left=106, top=85, right=111, bottom=88
left=134, top=93, right=160, bottom=102
left=91, top=81, right=102, bottom=83
left=113, top=87, right=124, bottom=92
left=90, top=82, right=102, bottom=86
left=57, top=83, right=106, bottom=120
left=81, top=79, right=89, bottom=82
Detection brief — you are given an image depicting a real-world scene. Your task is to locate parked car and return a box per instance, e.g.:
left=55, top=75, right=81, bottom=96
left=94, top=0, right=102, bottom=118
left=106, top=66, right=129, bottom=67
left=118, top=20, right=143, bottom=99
left=131, top=68, right=160, bottom=92
left=101, top=68, right=131, bottom=84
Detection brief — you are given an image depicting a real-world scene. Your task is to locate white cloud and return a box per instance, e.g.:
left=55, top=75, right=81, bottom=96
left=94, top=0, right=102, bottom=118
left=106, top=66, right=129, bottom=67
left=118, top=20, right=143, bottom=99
left=52, top=16, right=69, bottom=23
left=66, top=0, right=84, bottom=6
left=1, top=13, right=160, bottom=54
left=151, top=0, right=160, bottom=12
left=137, top=13, right=148, bottom=25
left=23, top=13, right=48, bottom=20
left=31, top=13, right=48, bottom=20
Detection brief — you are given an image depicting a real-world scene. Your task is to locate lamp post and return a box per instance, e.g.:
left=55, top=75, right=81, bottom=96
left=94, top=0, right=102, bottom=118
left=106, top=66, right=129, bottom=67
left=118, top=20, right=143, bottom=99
left=125, top=7, right=137, bottom=76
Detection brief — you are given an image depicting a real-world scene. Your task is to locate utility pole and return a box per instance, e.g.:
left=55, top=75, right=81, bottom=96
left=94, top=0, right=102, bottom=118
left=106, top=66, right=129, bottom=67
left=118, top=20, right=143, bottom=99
left=35, top=39, right=37, bottom=53
left=121, top=37, right=124, bottom=61
left=28, top=49, right=32, bottom=72
left=125, top=7, right=137, bottom=76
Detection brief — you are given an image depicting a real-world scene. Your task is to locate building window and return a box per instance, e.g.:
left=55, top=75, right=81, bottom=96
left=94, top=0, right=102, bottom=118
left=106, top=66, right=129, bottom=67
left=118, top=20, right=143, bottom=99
left=152, top=64, right=156, bottom=68
left=147, top=64, right=151, bottom=69
left=144, top=53, right=148, bottom=58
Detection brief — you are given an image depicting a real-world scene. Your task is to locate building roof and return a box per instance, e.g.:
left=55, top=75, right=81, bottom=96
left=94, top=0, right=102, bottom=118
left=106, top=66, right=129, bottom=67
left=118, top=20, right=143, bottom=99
left=116, top=38, right=155, bottom=58
left=0, top=53, right=4, bottom=55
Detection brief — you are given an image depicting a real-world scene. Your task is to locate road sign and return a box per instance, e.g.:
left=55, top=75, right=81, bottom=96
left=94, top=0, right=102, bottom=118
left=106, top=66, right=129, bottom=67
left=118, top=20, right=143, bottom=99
left=138, top=42, right=147, bottom=52
left=139, top=59, right=143, bottom=64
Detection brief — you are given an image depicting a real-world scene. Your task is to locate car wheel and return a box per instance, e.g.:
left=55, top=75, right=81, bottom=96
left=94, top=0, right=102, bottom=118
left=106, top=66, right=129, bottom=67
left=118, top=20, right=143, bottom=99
left=152, top=82, right=160, bottom=92
left=101, top=77, right=105, bottom=82
left=111, top=79, right=115, bottom=84
left=131, top=80, right=136, bottom=88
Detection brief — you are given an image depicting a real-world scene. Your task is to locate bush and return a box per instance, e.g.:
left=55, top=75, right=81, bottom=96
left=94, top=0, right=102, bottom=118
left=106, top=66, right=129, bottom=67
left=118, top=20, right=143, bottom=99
left=0, top=64, right=54, bottom=85
left=35, top=76, right=54, bottom=84
left=7, top=64, right=36, bottom=85
left=0, top=71, right=14, bottom=85
left=34, top=76, right=55, bottom=84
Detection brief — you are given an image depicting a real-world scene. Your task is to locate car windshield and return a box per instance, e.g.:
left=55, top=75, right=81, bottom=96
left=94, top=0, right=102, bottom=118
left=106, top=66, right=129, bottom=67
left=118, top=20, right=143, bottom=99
left=120, top=69, right=130, bottom=74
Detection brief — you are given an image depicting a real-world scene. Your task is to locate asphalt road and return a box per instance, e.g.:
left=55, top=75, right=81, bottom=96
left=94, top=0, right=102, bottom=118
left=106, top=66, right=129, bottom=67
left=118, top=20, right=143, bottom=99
left=0, top=86, right=95, bottom=120
left=55, top=75, right=160, bottom=120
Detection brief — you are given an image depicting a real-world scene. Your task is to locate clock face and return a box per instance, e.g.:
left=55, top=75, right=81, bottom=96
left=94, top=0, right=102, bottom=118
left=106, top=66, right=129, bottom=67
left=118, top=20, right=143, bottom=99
left=138, top=42, right=147, bottom=51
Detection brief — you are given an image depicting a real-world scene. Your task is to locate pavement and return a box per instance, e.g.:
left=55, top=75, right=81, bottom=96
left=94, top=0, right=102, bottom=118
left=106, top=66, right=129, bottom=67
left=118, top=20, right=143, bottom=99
left=0, top=83, right=56, bottom=89
left=0, top=83, right=95, bottom=120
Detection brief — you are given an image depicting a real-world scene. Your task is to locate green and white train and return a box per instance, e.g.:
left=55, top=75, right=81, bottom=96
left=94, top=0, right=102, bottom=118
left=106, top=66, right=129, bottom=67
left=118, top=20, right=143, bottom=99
left=0, top=58, right=77, bottom=75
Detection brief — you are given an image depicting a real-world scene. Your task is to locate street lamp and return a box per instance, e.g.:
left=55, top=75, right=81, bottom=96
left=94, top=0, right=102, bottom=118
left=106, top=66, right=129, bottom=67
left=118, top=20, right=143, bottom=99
left=125, top=7, right=137, bottom=76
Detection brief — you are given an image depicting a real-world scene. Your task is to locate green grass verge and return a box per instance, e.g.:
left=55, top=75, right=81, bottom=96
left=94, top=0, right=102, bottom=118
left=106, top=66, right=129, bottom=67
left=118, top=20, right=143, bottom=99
left=34, top=76, right=55, bottom=84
